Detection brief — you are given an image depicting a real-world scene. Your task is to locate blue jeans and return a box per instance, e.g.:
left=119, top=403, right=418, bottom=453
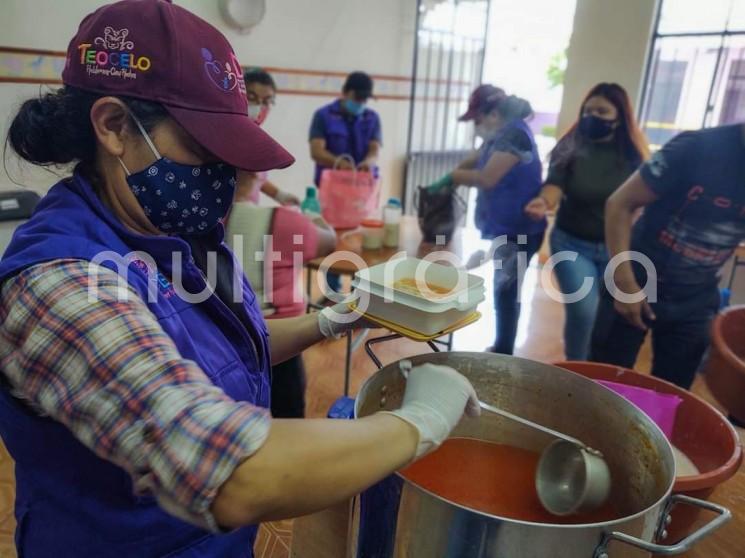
left=550, top=227, right=609, bottom=360
left=491, top=233, right=544, bottom=354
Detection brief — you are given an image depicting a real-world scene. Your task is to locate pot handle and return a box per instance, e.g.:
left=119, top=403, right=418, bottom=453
left=593, top=495, right=731, bottom=557
left=364, top=334, right=441, bottom=369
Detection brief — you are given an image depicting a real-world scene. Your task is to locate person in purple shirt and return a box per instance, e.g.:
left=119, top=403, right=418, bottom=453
left=309, top=71, right=382, bottom=184
left=427, top=85, right=546, bottom=355
left=309, top=71, right=382, bottom=293
left=0, top=3, right=478, bottom=557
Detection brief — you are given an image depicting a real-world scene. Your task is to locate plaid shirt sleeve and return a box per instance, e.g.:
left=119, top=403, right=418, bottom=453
left=0, top=259, right=271, bottom=532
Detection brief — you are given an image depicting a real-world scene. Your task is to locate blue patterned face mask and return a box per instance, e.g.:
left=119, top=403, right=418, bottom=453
left=118, top=115, right=236, bottom=236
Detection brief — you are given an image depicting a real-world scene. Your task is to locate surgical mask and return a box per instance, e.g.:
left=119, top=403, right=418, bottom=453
left=118, top=115, right=236, bottom=236
left=475, top=123, right=498, bottom=141
left=248, top=104, right=269, bottom=126
left=344, top=99, right=365, bottom=117
left=579, top=115, right=617, bottom=140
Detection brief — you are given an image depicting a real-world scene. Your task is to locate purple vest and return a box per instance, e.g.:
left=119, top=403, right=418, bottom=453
left=313, top=99, right=380, bottom=185
left=474, top=119, right=546, bottom=239
left=0, top=171, right=270, bottom=557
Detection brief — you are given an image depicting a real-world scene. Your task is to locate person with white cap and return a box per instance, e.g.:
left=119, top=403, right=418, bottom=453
left=0, top=2, right=478, bottom=556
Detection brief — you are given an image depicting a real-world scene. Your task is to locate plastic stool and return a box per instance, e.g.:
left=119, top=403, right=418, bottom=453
left=327, top=396, right=355, bottom=419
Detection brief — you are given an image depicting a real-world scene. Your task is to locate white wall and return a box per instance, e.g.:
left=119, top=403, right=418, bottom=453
left=557, top=0, right=658, bottom=134
left=0, top=0, right=416, bottom=201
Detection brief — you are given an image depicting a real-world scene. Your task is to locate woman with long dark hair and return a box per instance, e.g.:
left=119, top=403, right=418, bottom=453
left=0, top=3, right=477, bottom=556
left=524, top=82, right=649, bottom=360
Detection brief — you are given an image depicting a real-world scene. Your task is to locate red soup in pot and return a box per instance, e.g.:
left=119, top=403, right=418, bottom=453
left=401, top=438, right=619, bottom=524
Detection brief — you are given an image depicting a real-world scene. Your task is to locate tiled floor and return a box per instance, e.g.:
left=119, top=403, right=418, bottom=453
left=1, top=252, right=743, bottom=558
left=254, top=520, right=293, bottom=558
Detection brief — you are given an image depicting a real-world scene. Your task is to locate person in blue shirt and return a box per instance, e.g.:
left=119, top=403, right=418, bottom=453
left=428, top=85, right=546, bottom=355
left=309, top=71, right=382, bottom=294
left=309, top=71, right=382, bottom=183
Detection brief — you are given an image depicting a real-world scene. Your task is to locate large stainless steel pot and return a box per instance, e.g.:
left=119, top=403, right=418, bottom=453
left=352, top=352, right=730, bottom=557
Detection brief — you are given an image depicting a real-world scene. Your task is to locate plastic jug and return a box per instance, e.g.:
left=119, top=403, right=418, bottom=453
left=301, top=186, right=321, bottom=217
left=383, top=197, right=402, bottom=248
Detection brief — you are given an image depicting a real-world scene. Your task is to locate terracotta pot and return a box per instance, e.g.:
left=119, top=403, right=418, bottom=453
left=554, top=360, right=742, bottom=544
left=705, top=305, right=745, bottom=423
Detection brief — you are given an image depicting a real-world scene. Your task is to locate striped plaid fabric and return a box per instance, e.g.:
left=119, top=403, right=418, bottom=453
left=0, top=259, right=271, bottom=532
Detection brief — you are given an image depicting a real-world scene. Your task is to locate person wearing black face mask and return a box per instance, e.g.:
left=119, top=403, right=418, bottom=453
left=524, top=83, right=649, bottom=361
left=579, top=113, right=619, bottom=141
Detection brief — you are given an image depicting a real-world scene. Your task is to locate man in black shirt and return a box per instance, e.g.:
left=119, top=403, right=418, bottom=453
left=591, top=124, right=745, bottom=389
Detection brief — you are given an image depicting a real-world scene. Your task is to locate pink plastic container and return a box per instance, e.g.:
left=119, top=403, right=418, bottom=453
left=596, top=380, right=683, bottom=440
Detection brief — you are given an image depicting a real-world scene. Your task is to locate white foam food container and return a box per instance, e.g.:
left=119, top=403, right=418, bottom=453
left=352, top=257, right=485, bottom=336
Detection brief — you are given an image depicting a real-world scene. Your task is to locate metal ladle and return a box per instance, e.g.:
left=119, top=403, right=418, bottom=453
left=477, top=400, right=611, bottom=516
left=397, top=359, right=611, bottom=516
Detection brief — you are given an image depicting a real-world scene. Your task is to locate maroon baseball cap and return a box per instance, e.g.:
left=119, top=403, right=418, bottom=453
left=62, top=0, right=294, bottom=172
left=458, top=84, right=506, bottom=121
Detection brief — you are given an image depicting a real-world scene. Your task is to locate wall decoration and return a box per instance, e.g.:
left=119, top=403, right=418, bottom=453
left=0, top=47, right=66, bottom=84
left=0, top=46, right=469, bottom=103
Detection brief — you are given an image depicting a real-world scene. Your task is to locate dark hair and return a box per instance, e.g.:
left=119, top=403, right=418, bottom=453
left=6, top=86, right=167, bottom=179
left=551, top=82, right=649, bottom=171
left=342, top=71, right=374, bottom=99
left=243, top=68, right=276, bottom=91
left=498, top=95, right=533, bottom=121
left=477, top=88, right=533, bottom=122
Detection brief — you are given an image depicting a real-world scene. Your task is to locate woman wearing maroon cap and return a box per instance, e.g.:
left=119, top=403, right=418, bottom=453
left=0, top=2, right=478, bottom=557
left=427, top=85, right=546, bottom=355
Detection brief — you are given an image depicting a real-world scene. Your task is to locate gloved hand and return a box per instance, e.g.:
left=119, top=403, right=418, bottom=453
left=426, top=173, right=454, bottom=193
left=383, top=363, right=480, bottom=458
left=466, top=249, right=487, bottom=270
left=275, top=189, right=301, bottom=206
left=317, top=303, right=376, bottom=339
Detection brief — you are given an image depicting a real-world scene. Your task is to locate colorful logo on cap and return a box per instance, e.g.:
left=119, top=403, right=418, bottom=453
left=77, top=26, right=151, bottom=80
left=201, top=48, right=246, bottom=96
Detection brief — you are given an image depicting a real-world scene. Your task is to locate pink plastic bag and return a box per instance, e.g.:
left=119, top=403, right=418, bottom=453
left=319, top=159, right=379, bottom=229
left=597, top=380, right=683, bottom=440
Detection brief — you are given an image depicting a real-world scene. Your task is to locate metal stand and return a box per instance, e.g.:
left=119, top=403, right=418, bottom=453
left=306, top=266, right=457, bottom=393
left=305, top=268, right=324, bottom=313
left=344, top=331, right=352, bottom=396
left=364, top=332, right=448, bottom=370
left=727, top=250, right=745, bottom=290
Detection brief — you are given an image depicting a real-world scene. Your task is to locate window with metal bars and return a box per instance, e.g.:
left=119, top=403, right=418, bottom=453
left=640, top=0, right=745, bottom=150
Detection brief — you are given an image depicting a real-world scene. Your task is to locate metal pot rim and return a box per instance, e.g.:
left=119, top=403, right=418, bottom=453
left=395, top=450, right=673, bottom=529
left=356, top=353, right=678, bottom=528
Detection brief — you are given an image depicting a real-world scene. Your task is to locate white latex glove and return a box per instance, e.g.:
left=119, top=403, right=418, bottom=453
left=383, top=363, right=480, bottom=458
left=317, top=303, right=375, bottom=339
left=466, top=249, right=487, bottom=270
left=275, top=189, right=300, bottom=206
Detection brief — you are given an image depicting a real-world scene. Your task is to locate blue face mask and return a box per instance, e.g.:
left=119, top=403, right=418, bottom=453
left=118, top=116, right=236, bottom=236
left=344, top=99, right=366, bottom=117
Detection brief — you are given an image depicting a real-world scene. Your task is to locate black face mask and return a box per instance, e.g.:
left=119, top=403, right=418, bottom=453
left=579, top=115, right=617, bottom=140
